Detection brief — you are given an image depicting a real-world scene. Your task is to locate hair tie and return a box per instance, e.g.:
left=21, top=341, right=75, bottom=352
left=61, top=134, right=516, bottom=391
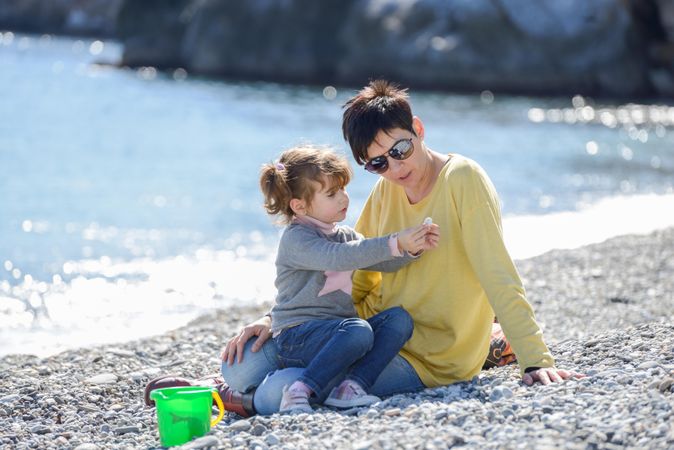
left=275, top=162, right=285, bottom=171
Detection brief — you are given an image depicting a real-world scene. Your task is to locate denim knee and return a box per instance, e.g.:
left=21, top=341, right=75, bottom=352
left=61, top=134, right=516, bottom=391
left=340, top=318, right=374, bottom=357
left=254, top=367, right=304, bottom=415
left=220, top=337, right=280, bottom=393
left=387, top=306, right=414, bottom=341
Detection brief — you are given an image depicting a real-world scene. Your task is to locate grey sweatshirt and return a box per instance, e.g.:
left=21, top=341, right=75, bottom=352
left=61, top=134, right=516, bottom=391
left=270, top=222, right=415, bottom=333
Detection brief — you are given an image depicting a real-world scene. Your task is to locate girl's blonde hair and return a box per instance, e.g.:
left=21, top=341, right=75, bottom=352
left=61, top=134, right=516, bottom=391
left=260, top=145, right=352, bottom=223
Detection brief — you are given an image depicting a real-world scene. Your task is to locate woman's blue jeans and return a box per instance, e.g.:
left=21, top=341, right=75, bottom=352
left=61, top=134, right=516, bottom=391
left=221, top=307, right=425, bottom=415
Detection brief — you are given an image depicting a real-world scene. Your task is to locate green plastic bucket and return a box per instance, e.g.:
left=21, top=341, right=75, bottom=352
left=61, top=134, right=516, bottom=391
left=150, top=386, right=224, bottom=447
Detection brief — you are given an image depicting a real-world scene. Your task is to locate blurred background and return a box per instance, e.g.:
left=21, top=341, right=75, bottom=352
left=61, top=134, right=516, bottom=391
left=1, top=0, right=673, bottom=357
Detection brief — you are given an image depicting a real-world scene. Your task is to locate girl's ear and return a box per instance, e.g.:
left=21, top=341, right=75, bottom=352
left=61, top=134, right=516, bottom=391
left=412, top=116, right=425, bottom=140
left=289, top=198, right=307, bottom=216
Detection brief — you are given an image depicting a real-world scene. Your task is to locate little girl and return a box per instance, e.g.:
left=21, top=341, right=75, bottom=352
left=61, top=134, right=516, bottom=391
left=260, top=145, right=439, bottom=412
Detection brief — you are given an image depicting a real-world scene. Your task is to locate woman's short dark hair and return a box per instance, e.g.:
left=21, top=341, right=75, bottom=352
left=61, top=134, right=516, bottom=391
left=342, top=80, right=415, bottom=166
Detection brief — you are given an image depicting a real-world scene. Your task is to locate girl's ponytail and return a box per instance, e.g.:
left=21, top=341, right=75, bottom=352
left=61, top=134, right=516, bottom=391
left=260, top=161, right=292, bottom=220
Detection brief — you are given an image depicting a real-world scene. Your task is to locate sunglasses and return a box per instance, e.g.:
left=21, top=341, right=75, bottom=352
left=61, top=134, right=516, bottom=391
left=364, top=138, right=415, bottom=174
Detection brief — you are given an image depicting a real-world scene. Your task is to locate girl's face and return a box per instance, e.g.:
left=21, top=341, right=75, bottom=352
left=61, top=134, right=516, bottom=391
left=306, top=179, right=350, bottom=223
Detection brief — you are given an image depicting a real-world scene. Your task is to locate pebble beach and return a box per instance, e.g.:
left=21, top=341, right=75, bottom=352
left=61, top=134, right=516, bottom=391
left=1, top=228, right=673, bottom=450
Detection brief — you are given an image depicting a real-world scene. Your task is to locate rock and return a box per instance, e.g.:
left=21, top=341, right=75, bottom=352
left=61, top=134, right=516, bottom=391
left=84, top=373, right=118, bottom=385
left=489, top=386, right=513, bottom=402
left=353, top=440, right=374, bottom=450
left=116, top=0, right=191, bottom=68
left=384, top=408, right=401, bottom=417
left=0, top=0, right=123, bottom=36
left=250, top=423, right=267, bottom=436
left=113, top=0, right=674, bottom=97
left=30, top=425, right=52, bottom=435
left=248, top=440, right=268, bottom=450
left=229, top=419, right=252, bottom=432
left=658, top=378, right=674, bottom=392
left=74, top=445, right=100, bottom=450
left=264, top=433, right=281, bottom=446
left=113, top=426, right=140, bottom=435
left=106, top=348, right=135, bottom=357
left=0, top=394, right=20, bottom=403
left=184, top=436, right=219, bottom=449
left=637, top=361, right=660, bottom=370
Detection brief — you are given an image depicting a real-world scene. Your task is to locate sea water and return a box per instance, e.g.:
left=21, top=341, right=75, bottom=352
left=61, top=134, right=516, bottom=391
left=1, top=33, right=673, bottom=357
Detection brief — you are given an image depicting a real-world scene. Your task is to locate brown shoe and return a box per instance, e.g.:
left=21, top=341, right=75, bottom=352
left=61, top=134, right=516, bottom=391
left=482, top=323, right=517, bottom=370
left=217, top=383, right=256, bottom=418
left=143, top=373, right=256, bottom=418
left=143, top=374, right=192, bottom=407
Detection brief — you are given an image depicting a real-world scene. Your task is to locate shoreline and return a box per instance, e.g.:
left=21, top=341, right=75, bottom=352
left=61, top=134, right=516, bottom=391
left=1, top=228, right=673, bottom=449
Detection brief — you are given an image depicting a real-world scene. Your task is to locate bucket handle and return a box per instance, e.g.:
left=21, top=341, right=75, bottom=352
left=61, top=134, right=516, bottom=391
left=211, top=391, right=225, bottom=427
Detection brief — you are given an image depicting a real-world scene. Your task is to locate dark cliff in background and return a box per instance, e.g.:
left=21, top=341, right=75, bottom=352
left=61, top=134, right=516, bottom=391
left=0, top=0, right=123, bottom=37
left=2, top=0, right=674, bottom=98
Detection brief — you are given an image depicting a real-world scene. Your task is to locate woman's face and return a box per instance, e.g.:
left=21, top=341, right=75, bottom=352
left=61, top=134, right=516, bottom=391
left=364, top=118, right=427, bottom=190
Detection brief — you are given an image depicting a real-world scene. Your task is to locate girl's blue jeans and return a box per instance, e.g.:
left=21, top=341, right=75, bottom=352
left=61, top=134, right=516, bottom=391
left=221, top=307, right=425, bottom=415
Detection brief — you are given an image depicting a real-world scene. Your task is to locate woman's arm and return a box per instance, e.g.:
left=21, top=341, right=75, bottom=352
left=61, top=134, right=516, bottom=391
left=459, top=163, right=582, bottom=383
left=221, top=314, right=272, bottom=365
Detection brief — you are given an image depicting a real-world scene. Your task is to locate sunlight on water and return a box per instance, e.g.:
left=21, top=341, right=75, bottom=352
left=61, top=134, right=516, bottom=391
left=0, top=248, right=277, bottom=357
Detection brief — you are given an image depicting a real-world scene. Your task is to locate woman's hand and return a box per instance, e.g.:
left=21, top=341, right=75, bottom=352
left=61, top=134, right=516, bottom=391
left=422, top=223, right=440, bottom=250
left=220, top=315, right=272, bottom=366
left=522, top=367, right=585, bottom=386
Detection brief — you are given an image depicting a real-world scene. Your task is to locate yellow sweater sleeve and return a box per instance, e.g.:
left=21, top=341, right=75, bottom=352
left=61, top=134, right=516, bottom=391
left=458, top=163, right=555, bottom=375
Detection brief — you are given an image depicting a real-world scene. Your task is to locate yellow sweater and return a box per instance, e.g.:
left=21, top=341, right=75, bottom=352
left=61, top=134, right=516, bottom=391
left=353, top=155, right=554, bottom=387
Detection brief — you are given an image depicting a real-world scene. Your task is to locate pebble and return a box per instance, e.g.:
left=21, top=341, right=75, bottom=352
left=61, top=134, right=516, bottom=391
left=658, top=378, right=674, bottom=393
left=0, top=394, right=19, bottom=403
left=265, top=433, right=281, bottom=445
left=74, top=445, right=100, bottom=450
left=489, top=386, right=514, bottom=402
left=30, top=425, right=51, bottom=434
left=84, top=373, right=118, bottom=385
left=248, top=439, right=268, bottom=450
left=106, top=348, right=135, bottom=357
left=638, top=361, right=660, bottom=370
left=251, top=423, right=267, bottom=436
left=113, top=426, right=140, bottom=435
left=384, top=408, right=401, bottom=417
left=229, top=419, right=252, bottom=432
left=184, top=435, right=219, bottom=449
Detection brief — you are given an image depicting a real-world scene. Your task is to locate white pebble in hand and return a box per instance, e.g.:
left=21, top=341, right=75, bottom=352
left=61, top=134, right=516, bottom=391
left=423, top=217, right=433, bottom=226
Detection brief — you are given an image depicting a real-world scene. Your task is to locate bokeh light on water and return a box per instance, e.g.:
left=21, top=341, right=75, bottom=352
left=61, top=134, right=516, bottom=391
left=1, top=33, right=673, bottom=356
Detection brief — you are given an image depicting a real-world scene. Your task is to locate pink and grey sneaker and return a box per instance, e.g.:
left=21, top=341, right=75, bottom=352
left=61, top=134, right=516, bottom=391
left=323, top=379, right=380, bottom=409
left=279, top=384, right=313, bottom=414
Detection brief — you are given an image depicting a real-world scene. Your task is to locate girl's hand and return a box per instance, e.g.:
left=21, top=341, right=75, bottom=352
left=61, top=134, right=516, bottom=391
left=397, top=225, right=428, bottom=255
left=220, top=315, right=272, bottom=365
